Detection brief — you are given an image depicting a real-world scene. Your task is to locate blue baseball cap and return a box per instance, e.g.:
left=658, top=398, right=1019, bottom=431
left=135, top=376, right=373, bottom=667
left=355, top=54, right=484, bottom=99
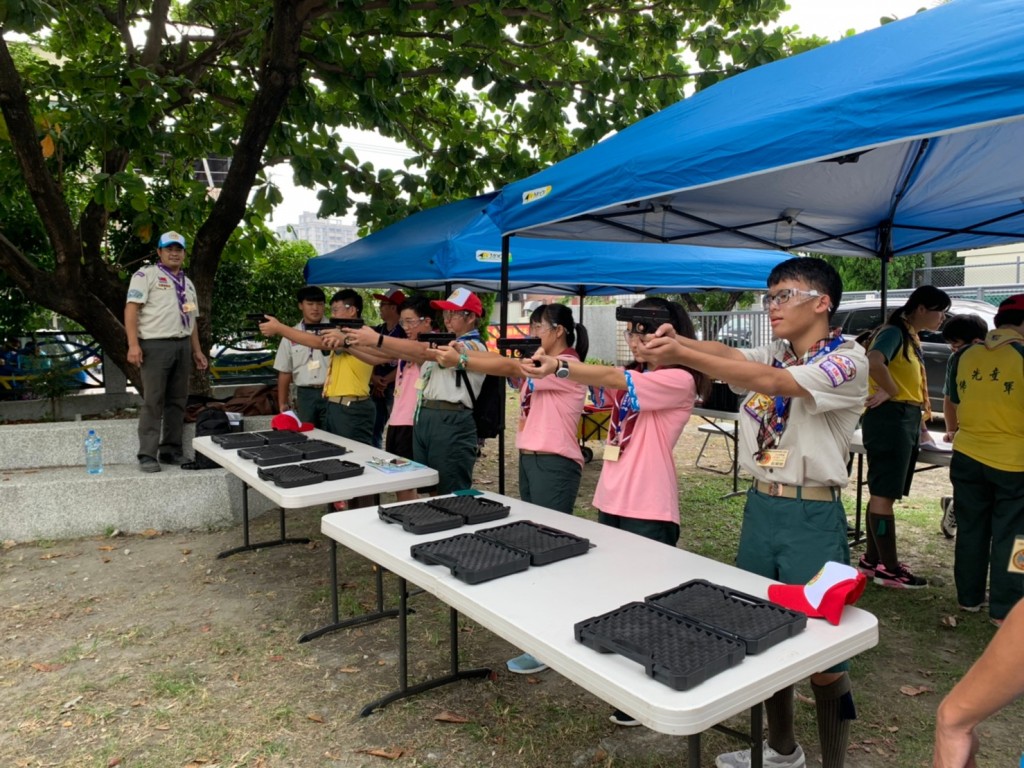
left=158, top=231, right=187, bottom=249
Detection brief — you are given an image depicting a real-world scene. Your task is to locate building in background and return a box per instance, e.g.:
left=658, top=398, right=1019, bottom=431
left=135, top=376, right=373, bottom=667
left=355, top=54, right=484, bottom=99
left=276, top=213, right=359, bottom=255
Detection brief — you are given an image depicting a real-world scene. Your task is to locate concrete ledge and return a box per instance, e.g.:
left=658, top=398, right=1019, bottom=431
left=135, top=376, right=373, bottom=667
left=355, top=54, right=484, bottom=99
left=0, top=462, right=317, bottom=542
left=0, top=416, right=272, bottom=470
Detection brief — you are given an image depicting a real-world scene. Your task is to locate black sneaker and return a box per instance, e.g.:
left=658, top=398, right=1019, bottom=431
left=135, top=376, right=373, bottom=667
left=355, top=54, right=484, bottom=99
left=159, top=452, right=185, bottom=465
left=139, top=457, right=161, bottom=473
left=874, top=562, right=927, bottom=589
left=856, top=555, right=878, bottom=577
left=940, top=496, right=957, bottom=539
left=609, top=709, right=640, bottom=727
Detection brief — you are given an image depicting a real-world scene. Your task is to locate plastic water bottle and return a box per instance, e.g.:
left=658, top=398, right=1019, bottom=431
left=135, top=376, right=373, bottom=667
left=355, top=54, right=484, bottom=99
left=84, top=429, right=103, bottom=475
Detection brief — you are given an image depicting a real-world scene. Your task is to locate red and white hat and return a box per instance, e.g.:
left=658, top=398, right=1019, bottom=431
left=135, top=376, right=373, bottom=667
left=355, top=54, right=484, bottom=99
left=767, top=561, right=866, bottom=625
left=270, top=410, right=314, bottom=433
left=430, top=287, right=483, bottom=317
left=372, top=289, right=407, bottom=305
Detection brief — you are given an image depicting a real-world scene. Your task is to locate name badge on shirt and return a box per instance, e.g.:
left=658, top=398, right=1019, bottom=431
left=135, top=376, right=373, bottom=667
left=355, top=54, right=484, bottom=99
left=1009, top=535, right=1024, bottom=574
left=603, top=444, right=621, bottom=462
left=755, top=449, right=789, bottom=468
left=182, top=302, right=196, bottom=313
left=307, top=359, right=321, bottom=372
left=415, top=378, right=425, bottom=391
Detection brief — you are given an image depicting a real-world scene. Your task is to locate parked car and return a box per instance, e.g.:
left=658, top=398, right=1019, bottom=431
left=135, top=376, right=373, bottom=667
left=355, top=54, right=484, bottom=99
left=715, top=314, right=772, bottom=348
left=831, top=297, right=998, bottom=414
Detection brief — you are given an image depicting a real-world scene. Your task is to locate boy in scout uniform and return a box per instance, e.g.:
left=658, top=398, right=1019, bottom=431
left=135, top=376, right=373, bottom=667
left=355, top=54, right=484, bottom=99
left=644, top=257, right=867, bottom=768
left=272, top=285, right=328, bottom=428
left=258, top=288, right=374, bottom=445
left=125, top=231, right=208, bottom=473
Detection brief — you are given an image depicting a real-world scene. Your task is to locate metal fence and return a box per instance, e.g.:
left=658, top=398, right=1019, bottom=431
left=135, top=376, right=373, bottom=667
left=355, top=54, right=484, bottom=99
left=914, top=258, right=1024, bottom=289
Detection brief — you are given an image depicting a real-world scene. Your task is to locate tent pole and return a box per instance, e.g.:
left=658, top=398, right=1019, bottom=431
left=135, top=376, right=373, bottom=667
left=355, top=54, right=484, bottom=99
left=879, top=221, right=893, bottom=318
left=578, top=287, right=585, bottom=326
left=498, top=235, right=511, bottom=495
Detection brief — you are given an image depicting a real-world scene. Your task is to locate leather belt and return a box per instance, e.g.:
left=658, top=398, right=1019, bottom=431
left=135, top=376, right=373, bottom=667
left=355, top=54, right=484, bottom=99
left=327, top=395, right=369, bottom=405
left=752, top=479, right=840, bottom=502
left=421, top=399, right=469, bottom=411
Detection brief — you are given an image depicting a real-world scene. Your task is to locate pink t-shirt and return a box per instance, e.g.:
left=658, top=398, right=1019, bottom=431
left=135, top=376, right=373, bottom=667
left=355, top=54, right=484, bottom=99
left=516, top=351, right=587, bottom=466
left=591, top=367, right=696, bottom=525
left=389, top=360, right=421, bottom=427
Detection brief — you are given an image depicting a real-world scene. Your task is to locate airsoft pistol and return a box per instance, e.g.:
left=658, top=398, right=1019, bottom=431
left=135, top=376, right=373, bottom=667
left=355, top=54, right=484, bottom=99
left=615, top=305, right=671, bottom=335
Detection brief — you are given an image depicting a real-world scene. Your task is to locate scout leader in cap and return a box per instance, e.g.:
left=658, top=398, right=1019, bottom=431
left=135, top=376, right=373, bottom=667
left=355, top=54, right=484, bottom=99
left=125, top=231, right=208, bottom=473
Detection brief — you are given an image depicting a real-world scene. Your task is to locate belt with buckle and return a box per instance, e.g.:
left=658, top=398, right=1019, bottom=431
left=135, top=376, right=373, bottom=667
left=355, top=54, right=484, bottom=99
left=327, top=395, right=369, bottom=405
left=752, top=479, right=840, bottom=502
left=420, top=399, right=469, bottom=411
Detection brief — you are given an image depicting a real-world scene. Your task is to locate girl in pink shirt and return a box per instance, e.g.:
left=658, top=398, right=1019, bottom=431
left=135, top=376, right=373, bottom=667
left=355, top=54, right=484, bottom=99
left=432, top=303, right=589, bottom=514
left=525, top=297, right=706, bottom=545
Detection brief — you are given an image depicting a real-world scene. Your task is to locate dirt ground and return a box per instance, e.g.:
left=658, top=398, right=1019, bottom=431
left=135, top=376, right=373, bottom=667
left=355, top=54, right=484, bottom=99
left=2, top=407, right=1021, bottom=768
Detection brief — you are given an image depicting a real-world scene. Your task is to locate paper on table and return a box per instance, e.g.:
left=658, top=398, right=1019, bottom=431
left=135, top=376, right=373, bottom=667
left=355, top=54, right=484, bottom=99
left=920, top=431, right=952, bottom=452
left=366, top=458, right=430, bottom=474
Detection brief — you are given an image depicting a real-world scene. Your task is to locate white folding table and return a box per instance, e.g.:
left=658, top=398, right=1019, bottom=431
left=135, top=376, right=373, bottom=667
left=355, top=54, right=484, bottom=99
left=322, top=493, right=878, bottom=767
left=194, top=429, right=439, bottom=642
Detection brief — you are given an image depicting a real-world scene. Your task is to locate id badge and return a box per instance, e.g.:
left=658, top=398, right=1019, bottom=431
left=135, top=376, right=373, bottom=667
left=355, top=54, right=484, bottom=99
left=182, top=302, right=196, bottom=313
left=307, top=359, right=321, bottom=372
left=1009, top=535, right=1024, bottom=574
left=755, top=449, right=789, bottom=468
left=603, top=444, right=621, bottom=462
left=415, top=378, right=425, bottom=391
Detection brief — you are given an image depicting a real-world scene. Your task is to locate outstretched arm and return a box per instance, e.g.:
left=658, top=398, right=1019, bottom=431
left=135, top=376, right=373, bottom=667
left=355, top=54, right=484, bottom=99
left=430, top=345, right=521, bottom=377
left=259, top=317, right=330, bottom=350
left=522, top=353, right=627, bottom=390
left=933, top=600, right=1024, bottom=767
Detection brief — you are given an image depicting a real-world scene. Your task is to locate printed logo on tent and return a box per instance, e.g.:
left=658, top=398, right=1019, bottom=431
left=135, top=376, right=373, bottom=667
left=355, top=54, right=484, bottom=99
left=522, top=185, right=551, bottom=204
left=476, top=250, right=501, bottom=263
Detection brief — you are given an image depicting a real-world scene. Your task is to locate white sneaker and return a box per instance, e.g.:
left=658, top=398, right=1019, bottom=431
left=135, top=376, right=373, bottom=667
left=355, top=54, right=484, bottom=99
left=715, top=741, right=805, bottom=768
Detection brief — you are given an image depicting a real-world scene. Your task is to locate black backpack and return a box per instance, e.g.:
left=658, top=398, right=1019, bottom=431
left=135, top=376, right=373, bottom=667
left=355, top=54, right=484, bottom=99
left=184, top=408, right=231, bottom=470
left=457, top=370, right=505, bottom=439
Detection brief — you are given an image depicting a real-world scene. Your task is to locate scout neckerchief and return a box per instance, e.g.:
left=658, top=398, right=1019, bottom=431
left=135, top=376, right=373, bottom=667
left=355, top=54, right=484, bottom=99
left=157, top=264, right=191, bottom=330
left=754, top=330, right=844, bottom=463
left=519, top=348, right=579, bottom=424
left=604, top=365, right=644, bottom=457
left=414, top=329, right=481, bottom=423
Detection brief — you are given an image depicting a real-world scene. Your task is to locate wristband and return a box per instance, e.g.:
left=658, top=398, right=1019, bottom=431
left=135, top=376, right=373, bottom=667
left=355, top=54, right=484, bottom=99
left=377, top=332, right=385, bottom=348
left=456, top=352, right=469, bottom=371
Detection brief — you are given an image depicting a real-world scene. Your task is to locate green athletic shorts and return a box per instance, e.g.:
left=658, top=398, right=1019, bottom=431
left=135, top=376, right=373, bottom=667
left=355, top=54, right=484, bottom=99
left=862, top=400, right=921, bottom=500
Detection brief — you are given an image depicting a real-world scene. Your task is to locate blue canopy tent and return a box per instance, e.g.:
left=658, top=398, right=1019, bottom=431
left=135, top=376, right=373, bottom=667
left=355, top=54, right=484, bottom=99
left=485, top=0, right=1024, bottom=311
left=304, top=193, right=790, bottom=296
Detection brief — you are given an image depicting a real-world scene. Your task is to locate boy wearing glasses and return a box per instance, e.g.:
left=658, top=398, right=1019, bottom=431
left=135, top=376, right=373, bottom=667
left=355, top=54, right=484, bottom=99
left=644, top=257, right=867, bottom=768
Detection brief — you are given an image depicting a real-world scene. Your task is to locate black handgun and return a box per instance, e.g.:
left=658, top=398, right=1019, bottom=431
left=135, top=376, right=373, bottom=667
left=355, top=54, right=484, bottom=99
left=304, top=318, right=366, bottom=333
left=497, top=336, right=542, bottom=366
left=247, top=312, right=270, bottom=325
left=418, top=332, right=456, bottom=348
left=615, top=306, right=671, bottom=335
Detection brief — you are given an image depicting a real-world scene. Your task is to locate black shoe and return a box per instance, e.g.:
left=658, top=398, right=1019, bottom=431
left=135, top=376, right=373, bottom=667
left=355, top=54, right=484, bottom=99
left=609, top=708, right=640, bottom=726
left=159, top=453, right=185, bottom=465
left=139, top=457, right=161, bottom=473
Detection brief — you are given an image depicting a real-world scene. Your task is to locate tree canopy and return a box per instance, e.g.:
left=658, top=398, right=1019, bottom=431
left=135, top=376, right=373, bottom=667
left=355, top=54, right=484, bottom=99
left=0, top=0, right=797, bottom=389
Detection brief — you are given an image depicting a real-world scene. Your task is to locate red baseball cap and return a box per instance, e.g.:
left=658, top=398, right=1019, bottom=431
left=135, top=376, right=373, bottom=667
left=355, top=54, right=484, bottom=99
left=270, top=410, right=315, bottom=433
left=372, top=289, right=407, bottom=305
left=997, top=293, right=1024, bottom=313
left=431, top=287, right=483, bottom=317
left=767, top=562, right=866, bottom=625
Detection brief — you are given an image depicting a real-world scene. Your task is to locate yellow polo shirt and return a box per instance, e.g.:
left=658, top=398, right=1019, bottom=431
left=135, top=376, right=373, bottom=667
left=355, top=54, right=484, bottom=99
left=323, top=351, right=372, bottom=398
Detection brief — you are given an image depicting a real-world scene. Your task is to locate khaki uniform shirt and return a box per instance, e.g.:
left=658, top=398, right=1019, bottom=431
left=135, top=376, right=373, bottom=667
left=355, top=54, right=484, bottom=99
left=419, top=339, right=486, bottom=407
left=126, top=264, right=198, bottom=339
left=273, top=326, right=328, bottom=388
left=735, top=338, right=868, bottom=488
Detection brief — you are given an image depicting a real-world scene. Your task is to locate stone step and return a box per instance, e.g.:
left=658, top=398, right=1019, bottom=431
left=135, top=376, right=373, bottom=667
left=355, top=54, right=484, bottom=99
left=0, top=463, right=314, bottom=543
left=0, top=416, right=271, bottom=470
left=0, top=415, right=301, bottom=543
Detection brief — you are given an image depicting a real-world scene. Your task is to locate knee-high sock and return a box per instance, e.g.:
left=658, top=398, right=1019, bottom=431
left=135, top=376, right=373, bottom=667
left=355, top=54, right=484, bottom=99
left=869, top=512, right=899, bottom=570
left=812, top=675, right=855, bottom=768
left=864, top=502, right=880, bottom=564
left=765, top=684, right=797, bottom=756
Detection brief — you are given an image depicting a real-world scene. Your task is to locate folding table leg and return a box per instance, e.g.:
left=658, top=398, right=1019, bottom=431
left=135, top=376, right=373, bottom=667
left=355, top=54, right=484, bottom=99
left=298, top=539, right=401, bottom=643
left=360, top=577, right=491, bottom=715
left=217, top=479, right=310, bottom=559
